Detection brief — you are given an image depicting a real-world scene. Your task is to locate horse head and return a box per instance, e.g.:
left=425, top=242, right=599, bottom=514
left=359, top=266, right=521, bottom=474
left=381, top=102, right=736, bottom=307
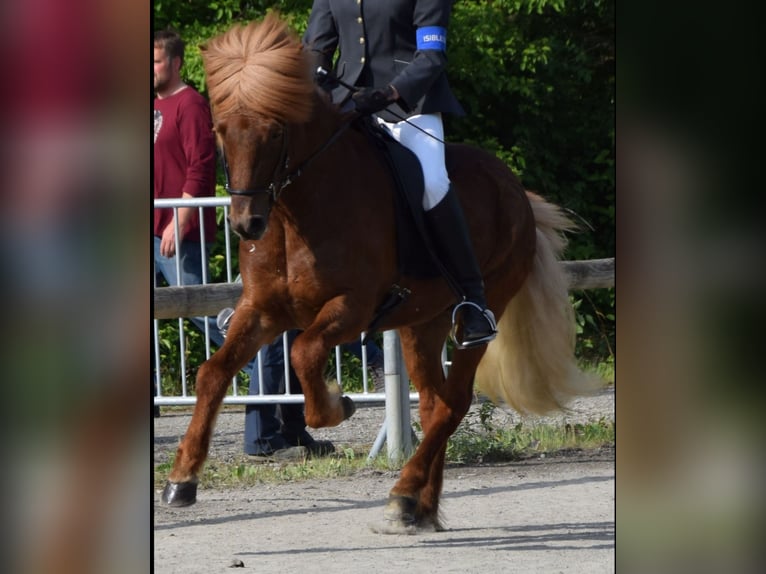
left=200, top=13, right=316, bottom=241
left=216, top=115, right=288, bottom=240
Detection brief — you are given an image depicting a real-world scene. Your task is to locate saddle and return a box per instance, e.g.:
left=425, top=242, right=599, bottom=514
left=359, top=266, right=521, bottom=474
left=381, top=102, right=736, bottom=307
left=357, top=118, right=441, bottom=279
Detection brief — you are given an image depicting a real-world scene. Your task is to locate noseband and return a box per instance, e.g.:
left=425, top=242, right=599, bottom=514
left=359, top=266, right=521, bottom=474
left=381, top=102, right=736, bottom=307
left=221, top=122, right=292, bottom=202
left=221, top=119, right=353, bottom=203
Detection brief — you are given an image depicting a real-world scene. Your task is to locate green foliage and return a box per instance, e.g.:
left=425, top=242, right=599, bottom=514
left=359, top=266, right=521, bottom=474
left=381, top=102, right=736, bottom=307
left=155, top=317, right=247, bottom=396
left=447, top=0, right=615, bottom=358
left=331, top=352, right=365, bottom=393
left=448, top=0, right=614, bottom=246
left=153, top=1, right=314, bottom=96
left=155, top=0, right=615, bottom=371
left=572, top=289, right=615, bottom=361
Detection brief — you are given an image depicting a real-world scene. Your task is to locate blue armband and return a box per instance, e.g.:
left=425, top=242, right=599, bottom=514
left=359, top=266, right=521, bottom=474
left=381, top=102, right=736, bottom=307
left=416, top=26, right=447, bottom=51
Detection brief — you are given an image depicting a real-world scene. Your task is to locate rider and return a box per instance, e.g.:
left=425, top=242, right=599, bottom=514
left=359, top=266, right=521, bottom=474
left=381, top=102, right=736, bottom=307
left=304, top=0, right=497, bottom=348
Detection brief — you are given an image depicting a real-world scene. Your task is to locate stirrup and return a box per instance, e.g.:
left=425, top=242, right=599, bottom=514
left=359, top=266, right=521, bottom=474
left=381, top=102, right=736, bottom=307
left=450, top=301, right=498, bottom=349
left=216, top=308, right=235, bottom=338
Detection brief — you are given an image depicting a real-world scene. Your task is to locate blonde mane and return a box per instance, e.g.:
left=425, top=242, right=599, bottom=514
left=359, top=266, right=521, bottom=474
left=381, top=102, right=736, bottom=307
left=200, top=13, right=315, bottom=123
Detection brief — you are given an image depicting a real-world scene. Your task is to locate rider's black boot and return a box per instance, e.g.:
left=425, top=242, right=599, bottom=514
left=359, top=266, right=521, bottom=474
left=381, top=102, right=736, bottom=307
left=424, top=187, right=497, bottom=348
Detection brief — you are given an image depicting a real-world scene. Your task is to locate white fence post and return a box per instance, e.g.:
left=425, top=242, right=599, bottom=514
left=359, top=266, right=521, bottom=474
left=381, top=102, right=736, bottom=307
left=383, top=330, right=413, bottom=463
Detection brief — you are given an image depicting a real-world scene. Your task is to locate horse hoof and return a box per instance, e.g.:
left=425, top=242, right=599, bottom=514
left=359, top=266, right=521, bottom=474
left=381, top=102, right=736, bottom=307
left=161, top=480, right=198, bottom=507
left=367, top=495, right=422, bottom=534
left=341, top=395, right=356, bottom=420
left=368, top=519, right=418, bottom=535
left=383, top=494, right=417, bottom=524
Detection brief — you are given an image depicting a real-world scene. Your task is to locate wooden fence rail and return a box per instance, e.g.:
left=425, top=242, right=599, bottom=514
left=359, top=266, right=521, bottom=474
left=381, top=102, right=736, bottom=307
left=153, top=258, right=613, bottom=319
left=560, top=257, right=615, bottom=291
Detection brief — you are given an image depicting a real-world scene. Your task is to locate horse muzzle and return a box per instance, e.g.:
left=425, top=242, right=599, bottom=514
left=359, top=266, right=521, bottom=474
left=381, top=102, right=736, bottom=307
left=231, top=214, right=268, bottom=241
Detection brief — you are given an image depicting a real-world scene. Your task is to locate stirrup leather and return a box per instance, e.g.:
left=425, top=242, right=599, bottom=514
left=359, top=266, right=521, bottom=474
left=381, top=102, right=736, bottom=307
left=450, top=301, right=498, bottom=349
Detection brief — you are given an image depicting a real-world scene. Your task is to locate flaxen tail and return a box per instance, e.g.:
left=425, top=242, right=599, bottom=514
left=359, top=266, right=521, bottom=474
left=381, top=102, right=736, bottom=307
left=474, top=192, right=602, bottom=414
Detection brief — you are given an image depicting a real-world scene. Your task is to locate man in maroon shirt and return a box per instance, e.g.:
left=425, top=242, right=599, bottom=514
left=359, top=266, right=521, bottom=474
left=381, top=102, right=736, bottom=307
left=153, top=30, right=217, bottom=264
left=153, top=30, right=222, bottom=419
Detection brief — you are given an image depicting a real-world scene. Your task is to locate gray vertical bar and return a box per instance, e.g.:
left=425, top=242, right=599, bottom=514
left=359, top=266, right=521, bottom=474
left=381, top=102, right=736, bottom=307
left=384, top=331, right=413, bottom=463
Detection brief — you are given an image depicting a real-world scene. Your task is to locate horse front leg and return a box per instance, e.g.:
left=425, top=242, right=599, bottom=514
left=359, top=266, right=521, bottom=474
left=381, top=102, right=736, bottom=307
left=289, top=300, right=358, bottom=429
left=162, top=307, right=275, bottom=507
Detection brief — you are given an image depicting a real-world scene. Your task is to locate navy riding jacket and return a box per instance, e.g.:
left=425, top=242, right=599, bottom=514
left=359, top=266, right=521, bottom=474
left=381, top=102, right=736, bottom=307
left=304, top=0, right=465, bottom=122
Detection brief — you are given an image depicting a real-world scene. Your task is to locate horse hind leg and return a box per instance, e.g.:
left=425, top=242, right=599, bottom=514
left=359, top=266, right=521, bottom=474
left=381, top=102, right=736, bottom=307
left=375, top=440, right=450, bottom=535
left=372, top=382, right=475, bottom=533
left=371, top=325, right=480, bottom=533
left=392, top=379, right=475, bottom=529
left=414, top=444, right=449, bottom=531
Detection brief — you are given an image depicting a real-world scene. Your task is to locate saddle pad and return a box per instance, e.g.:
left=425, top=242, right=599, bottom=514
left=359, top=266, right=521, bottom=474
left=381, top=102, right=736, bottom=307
left=361, top=120, right=440, bottom=279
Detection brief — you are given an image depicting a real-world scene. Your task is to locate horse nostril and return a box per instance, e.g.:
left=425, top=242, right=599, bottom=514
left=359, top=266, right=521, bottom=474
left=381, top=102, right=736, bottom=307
left=232, top=215, right=267, bottom=241
left=230, top=206, right=270, bottom=241
left=248, top=216, right=266, bottom=239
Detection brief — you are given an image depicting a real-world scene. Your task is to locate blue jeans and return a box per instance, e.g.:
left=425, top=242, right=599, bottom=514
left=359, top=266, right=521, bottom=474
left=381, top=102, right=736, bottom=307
left=244, top=330, right=306, bottom=454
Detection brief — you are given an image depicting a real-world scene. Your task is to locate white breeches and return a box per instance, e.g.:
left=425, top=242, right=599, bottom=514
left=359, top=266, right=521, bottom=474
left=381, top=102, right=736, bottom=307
left=376, top=113, right=450, bottom=211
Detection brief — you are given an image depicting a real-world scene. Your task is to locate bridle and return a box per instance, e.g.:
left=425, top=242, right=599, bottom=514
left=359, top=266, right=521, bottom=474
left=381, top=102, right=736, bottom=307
left=221, top=118, right=353, bottom=202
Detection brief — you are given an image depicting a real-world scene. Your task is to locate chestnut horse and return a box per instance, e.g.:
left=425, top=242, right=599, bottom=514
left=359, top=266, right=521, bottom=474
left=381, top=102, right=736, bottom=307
left=161, top=14, right=598, bottom=532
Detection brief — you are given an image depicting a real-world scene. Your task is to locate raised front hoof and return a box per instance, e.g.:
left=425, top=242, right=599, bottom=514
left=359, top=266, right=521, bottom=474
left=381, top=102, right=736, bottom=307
left=161, top=480, right=198, bottom=507
left=341, top=395, right=356, bottom=420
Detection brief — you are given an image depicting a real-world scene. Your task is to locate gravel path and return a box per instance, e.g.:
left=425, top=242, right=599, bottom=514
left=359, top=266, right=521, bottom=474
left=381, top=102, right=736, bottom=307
left=153, top=386, right=614, bottom=573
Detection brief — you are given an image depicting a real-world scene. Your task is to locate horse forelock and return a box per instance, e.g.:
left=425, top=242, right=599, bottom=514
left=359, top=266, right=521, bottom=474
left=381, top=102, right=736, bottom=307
left=200, top=13, right=315, bottom=124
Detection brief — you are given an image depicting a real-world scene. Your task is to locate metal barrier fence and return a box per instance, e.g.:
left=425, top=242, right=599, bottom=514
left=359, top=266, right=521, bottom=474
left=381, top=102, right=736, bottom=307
left=153, top=196, right=615, bottom=459
left=153, top=196, right=420, bottom=459
left=152, top=197, right=404, bottom=404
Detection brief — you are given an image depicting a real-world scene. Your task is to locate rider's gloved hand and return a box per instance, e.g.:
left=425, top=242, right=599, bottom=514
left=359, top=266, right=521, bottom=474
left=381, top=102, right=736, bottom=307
left=352, top=85, right=396, bottom=115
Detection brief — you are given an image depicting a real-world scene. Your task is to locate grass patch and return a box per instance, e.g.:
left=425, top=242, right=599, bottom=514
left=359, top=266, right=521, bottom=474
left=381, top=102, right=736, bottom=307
left=201, top=452, right=383, bottom=488
left=154, top=402, right=613, bottom=490
left=155, top=447, right=396, bottom=490
left=445, top=402, right=614, bottom=465
left=588, top=355, right=615, bottom=385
